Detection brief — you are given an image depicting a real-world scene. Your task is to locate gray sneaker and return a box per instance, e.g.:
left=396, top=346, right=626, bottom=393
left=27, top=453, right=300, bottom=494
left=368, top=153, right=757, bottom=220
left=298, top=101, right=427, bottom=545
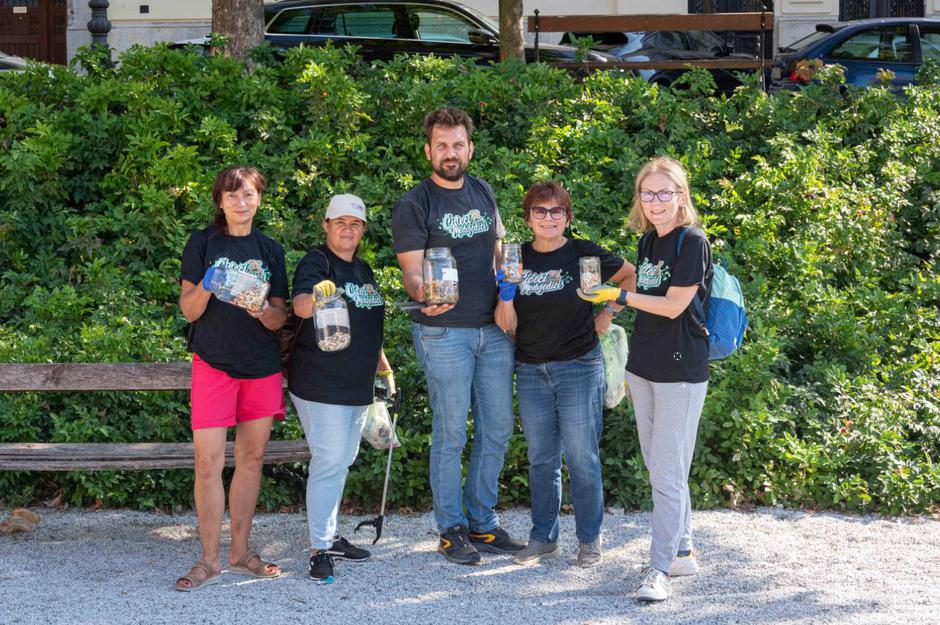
left=512, top=540, right=561, bottom=565
left=577, top=537, right=603, bottom=568
left=635, top=566, right=671, bottom=601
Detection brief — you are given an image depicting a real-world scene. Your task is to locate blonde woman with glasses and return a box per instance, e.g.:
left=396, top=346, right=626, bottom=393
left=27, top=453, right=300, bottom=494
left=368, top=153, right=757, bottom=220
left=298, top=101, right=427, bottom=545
left=580, top=157, right=713, bottom=602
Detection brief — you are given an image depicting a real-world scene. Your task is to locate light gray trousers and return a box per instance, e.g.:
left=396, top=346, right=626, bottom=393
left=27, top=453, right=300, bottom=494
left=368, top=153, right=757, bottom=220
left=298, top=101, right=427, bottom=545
left=626, top=372, right=708, bottom=574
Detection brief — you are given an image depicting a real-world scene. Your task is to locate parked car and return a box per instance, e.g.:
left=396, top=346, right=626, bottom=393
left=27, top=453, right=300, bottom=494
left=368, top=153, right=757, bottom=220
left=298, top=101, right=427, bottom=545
left=561, top=30, right=757, bottom=93
left=769, top=18, right=940, bottom=91
left=178, top=0, right=617, bottom=65
left=0, top=51, right=29, bottom=73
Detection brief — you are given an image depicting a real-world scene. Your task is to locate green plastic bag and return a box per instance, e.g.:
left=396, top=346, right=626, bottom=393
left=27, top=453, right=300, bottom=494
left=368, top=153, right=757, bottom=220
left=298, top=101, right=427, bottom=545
left=599, top=324, right=629, bottom=408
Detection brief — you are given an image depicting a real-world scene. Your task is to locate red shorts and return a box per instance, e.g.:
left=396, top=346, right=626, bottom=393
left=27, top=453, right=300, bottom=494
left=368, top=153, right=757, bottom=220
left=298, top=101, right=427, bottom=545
left=190, top=354, right=286, bottom=430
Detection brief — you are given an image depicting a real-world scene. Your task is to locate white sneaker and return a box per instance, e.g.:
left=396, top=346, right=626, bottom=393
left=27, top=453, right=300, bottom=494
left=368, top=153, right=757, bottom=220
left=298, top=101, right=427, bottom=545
left=669, top=550, right=699, bottom=577
left=635, top=567, right=671, bottom=601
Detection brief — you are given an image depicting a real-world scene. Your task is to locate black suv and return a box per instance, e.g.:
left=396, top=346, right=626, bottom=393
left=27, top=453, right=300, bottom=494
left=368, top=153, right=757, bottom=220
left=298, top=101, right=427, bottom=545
left=259, top=0, right=615, bottom=63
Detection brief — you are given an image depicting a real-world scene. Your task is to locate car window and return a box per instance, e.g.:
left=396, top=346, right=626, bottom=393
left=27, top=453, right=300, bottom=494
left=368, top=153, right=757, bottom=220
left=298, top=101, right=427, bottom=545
left=314, top=5, right=398, bottom=38
left=685, top=30, right=725, bottom=53
left=920, top=26, right=940, bottom=63
left=643, top=32, right=684, bottom=50
left=409, top=7, right=477, bottom=43
left=267, top=8, right=315, bottom=35
left=829, top=26, right=914, bottom=62
left=782, top=30, right=833, bottom=53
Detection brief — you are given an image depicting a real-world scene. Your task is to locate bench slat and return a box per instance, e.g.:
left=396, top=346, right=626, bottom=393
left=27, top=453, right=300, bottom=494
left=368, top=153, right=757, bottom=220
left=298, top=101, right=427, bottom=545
left=0, top=363, right=193, bottom=392
left=0, top=441, right=310, bottom=471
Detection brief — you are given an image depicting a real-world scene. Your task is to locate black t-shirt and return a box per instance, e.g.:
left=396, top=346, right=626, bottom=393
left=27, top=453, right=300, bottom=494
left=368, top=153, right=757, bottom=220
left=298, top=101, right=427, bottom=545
left=180, top=226, right=289, bottom=379
left=392, top=175, right=506, bottom=328
left=514, top=239, right=623, bottom=364
left=288, top=245, right=385, bottom=406
left=627, top=227, right=713, bottom=383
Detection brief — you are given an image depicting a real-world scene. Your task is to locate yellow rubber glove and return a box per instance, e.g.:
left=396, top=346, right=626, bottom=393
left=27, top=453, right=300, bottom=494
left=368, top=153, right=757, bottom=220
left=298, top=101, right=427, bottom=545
left=375, top=369, right=396, bottom=399
left=577, top=286, right=621, bottom=304
left=313, top=279, right=336, bottom=301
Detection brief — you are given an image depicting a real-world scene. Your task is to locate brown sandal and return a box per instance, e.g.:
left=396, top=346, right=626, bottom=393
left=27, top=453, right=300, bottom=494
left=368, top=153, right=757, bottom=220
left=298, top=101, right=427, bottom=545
left=228, top=550, right=281, bottom=578
left=175, top=559, right=222, bottom=592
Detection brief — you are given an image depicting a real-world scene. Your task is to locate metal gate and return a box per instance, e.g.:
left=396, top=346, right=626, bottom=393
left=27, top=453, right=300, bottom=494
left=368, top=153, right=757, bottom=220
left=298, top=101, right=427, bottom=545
left=840, top=0, right=925, bottom=21
left=689, top=0, right=774, bottom=58
left=0, top=0, right=67, bottom=64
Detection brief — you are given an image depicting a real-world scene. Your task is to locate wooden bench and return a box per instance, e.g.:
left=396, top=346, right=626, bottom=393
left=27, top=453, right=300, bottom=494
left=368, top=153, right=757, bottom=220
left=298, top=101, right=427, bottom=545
left=0, top=363, right=309, bottom=471
left=527, top=12, right=774, bottom=76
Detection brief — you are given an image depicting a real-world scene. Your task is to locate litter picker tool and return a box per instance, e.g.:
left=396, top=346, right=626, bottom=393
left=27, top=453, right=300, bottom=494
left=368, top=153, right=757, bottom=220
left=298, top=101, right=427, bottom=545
left=354, top=388, right=402, bottom=544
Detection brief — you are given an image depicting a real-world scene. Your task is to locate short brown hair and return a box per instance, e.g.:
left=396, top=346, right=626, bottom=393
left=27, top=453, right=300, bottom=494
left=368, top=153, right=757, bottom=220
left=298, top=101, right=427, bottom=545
left=422, top=107, right=474, bottom=143
left=522, top=181, right=573, bottom=224
left=211, top=166, right=266, bottom=234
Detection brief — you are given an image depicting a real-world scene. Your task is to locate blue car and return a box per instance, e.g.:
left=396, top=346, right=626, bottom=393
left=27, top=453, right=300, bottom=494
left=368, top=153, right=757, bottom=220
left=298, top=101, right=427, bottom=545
left=769, top=18, right=940, bottom=91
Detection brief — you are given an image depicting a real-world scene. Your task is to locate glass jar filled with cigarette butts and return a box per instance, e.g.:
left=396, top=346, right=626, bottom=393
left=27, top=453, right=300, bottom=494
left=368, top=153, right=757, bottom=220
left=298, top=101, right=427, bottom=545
left=423, top=247, right=459, bottom=305
left=206, top=268, right=270, bottom=313
left=501, top=243, right=523, bottom=283
left=579, top=256, right=601, bottom=293
left=314, top=289, right=351, bottom=352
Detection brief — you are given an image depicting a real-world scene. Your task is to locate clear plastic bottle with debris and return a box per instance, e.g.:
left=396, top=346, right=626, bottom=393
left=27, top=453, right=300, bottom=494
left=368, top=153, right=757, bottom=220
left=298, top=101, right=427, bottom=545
left=423, top=247, right=459, bottom=305
left=314, top=289, right=351, bottom=352
left=501, top=242, right=523, bottom=283
left=579, top=256, right=601, bottom=293
left=206, top=268, right=270, bottom=313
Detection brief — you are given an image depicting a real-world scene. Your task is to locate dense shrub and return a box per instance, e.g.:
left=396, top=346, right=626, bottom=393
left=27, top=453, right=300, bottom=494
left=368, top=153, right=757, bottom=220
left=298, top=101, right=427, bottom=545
left=1, top=45, right=938, bottom=514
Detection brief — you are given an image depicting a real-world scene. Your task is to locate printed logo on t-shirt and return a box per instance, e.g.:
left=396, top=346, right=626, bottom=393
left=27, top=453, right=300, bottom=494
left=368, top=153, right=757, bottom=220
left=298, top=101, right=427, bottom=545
left=211, top=257, right=271, bottom=281
left=636, top=258, right=670, bottom=291
left=343, top=283, right=384, bottom=309
left=438, top=209, right=492, bottom=240
left=519, top=269, right=572, bottom=296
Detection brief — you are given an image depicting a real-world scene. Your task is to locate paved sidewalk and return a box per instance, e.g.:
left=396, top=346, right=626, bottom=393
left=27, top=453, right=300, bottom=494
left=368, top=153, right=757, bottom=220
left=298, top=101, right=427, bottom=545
left=0, top=507, right=937, bottom=625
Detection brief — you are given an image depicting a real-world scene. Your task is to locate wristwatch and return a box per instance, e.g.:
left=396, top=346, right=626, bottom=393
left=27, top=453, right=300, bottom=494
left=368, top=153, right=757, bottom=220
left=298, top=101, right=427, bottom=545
left=604, top=305, right=619, bottom=317
left=615, top=289, right=629, bottom=307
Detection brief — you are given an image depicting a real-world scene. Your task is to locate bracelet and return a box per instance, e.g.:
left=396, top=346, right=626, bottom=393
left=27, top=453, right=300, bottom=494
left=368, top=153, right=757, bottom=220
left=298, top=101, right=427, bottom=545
left=604, top=305, right=619, bottom=317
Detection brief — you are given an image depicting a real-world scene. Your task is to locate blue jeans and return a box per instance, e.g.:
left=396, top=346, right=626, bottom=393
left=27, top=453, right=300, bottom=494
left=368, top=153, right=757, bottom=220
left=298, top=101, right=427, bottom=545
left=412, top=322, right=515, bottom=532
left=515, top=344, right=605, bottom=545
left=290, top=393, right=368, bottom=550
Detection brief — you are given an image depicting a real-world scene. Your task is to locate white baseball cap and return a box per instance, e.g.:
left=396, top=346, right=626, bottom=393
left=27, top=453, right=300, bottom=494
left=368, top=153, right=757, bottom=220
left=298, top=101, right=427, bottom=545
left=325, top=193, right=367, bottom=222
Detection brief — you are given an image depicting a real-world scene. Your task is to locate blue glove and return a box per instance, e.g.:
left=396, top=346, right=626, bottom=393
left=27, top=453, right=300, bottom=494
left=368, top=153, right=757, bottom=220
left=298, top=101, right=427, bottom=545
left=495, top=270, right=517, bottom=302
left=202, top=266, right=219, bottom=291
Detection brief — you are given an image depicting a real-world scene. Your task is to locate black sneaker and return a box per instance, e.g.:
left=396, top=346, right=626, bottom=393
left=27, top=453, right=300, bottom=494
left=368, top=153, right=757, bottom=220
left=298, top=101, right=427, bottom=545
left=438, top=524, right=482, bottom=565
left=327, top=536, right=371, bottom=562
left=468, top=526, right=526, bottom=554
left=309, top=551, right=334, bottom=580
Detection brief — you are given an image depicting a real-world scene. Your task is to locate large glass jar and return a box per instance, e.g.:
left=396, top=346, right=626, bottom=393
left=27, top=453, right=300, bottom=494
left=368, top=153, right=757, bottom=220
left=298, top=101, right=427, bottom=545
left=579, top=256, right=601, bottom=292
left=501, top=243, right=523, bottom=284
left=423, top=247, right=459, bottom=305
left=313, top=289, right=351, bottom=352
left=207, top=268, right=269, bottom=313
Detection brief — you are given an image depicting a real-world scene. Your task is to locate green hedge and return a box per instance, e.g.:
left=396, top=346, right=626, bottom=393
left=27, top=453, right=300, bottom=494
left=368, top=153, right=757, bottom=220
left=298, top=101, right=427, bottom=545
left=1, top=44, right=938, bottom=514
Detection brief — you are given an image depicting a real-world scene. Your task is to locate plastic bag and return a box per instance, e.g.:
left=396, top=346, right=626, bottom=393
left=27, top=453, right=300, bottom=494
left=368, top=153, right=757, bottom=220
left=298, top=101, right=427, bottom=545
left=599, top=324, right=629, bottom=408
left=361, top=399, right=400, bottom=450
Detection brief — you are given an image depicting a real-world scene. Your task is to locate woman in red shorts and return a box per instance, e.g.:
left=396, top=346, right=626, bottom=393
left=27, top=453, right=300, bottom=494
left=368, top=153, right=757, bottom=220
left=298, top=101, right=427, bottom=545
left=174, top=166, right=289, bottom=591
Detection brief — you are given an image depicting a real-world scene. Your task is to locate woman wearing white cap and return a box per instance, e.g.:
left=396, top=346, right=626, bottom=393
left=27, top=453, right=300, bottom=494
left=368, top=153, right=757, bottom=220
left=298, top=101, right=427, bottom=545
left=288, top=193, right=393, bottom=582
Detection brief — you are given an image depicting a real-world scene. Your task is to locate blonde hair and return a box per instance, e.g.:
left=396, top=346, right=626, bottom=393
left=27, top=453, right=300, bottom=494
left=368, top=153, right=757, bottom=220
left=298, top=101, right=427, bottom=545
left=627, top=156, right=701, bottom=233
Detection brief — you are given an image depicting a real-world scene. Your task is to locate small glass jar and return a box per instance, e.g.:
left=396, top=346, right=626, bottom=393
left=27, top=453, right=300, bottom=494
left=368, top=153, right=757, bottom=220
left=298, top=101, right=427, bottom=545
left=579, top=256, right=601, bottom=292
left=313, top=288, right=351, bottom=352
left=501, top=243, right=523, bottom=284
left=207, top=268, right=270, bottom=313
left=423, top=247, right=459, bottom=305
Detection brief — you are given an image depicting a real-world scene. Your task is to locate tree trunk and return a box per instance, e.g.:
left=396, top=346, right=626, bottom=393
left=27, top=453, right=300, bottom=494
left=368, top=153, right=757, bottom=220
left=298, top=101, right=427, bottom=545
left=498, top=0, right=525, bottom=63
left=212, top=0, right=265, bottom=60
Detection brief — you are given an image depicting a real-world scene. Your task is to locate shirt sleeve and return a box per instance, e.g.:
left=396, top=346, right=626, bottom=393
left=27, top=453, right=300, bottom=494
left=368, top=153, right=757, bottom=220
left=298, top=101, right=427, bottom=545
left=576, top=239, right=624, bottom=283
left=268, top=241, right=289, bottom=299
left=391, top=196, right=429, bottom=254
left=671, top=230, right=711, bottom=288
left=179, top=230, right=206, bottom=285
left=292, top=249, right=330, bottom=296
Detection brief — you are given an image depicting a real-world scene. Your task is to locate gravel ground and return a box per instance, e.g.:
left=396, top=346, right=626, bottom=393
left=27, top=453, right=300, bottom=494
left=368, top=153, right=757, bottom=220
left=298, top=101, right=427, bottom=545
left=0, top=506, right=937, bottom=625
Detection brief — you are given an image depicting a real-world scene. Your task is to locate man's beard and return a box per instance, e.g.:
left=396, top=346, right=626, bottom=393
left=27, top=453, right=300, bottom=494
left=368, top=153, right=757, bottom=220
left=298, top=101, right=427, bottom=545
left=432, top=158, right=468, bottom=182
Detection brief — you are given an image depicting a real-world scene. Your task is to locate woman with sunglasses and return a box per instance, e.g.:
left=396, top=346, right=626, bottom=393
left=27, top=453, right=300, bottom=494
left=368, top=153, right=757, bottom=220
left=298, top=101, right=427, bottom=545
left=580, top=157, right=713, bottom=602
left=495, top=181, right=635, bottom=568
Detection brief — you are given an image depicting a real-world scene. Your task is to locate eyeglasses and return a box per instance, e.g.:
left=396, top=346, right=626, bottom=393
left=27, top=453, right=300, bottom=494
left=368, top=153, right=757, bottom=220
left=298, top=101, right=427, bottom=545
left=530, top=206, right=568, bottom=220
left=639, top=190, right=680, bottom=203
